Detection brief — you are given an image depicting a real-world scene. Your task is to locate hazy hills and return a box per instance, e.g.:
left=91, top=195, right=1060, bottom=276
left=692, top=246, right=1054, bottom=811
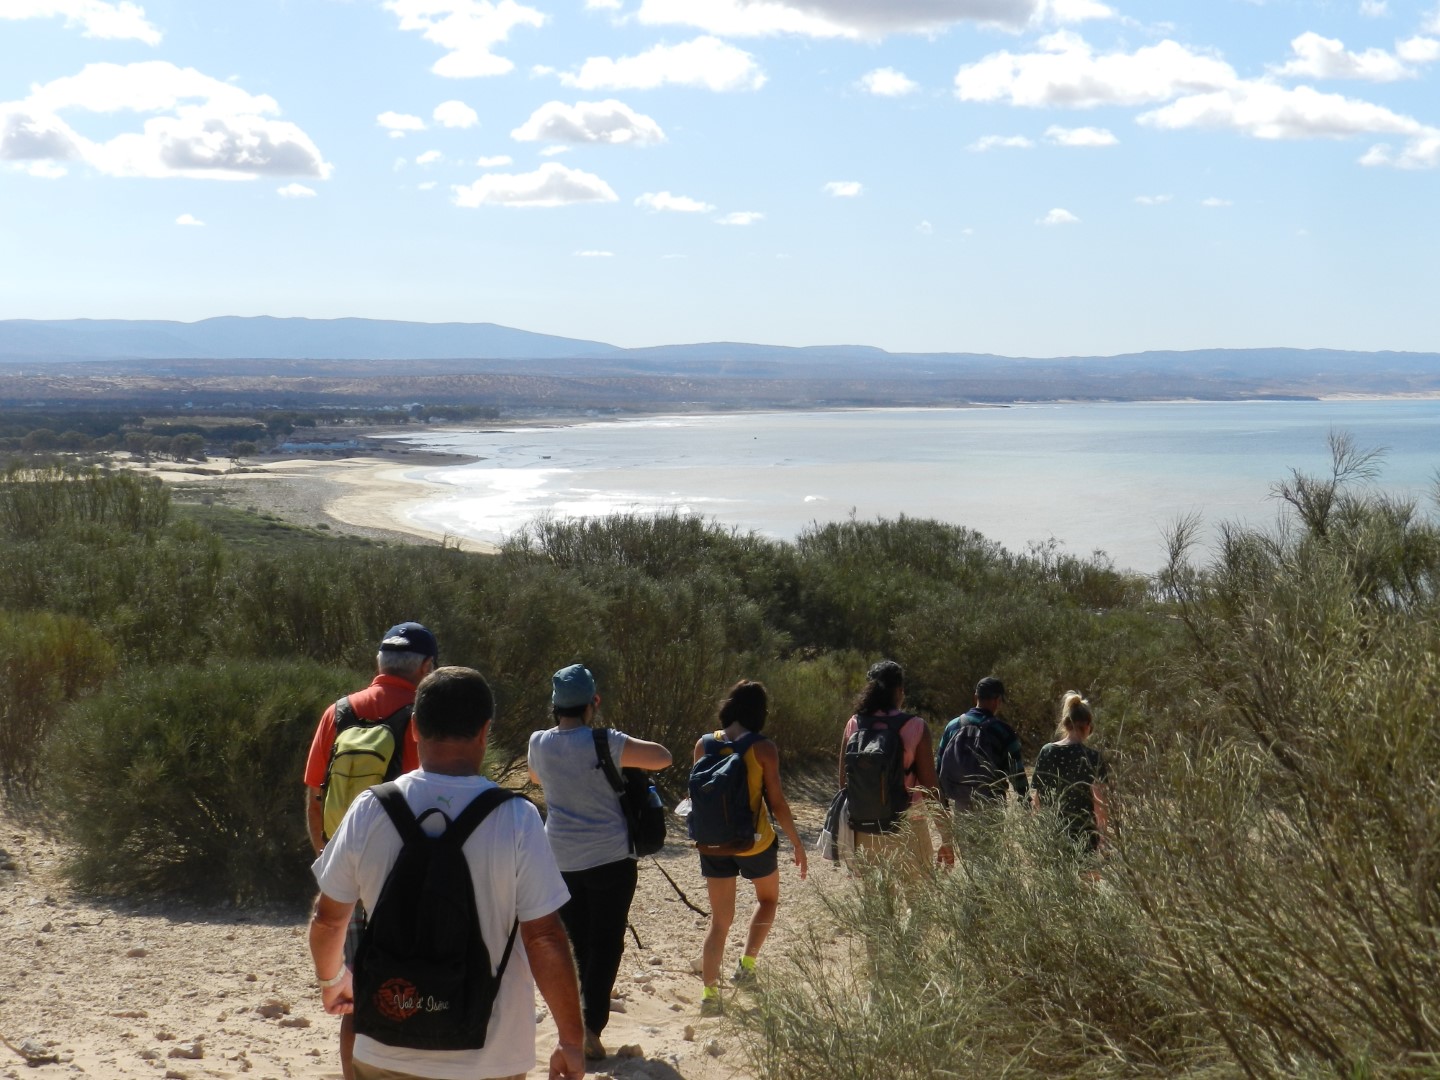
left=1, top=317, right=1437, bottom=407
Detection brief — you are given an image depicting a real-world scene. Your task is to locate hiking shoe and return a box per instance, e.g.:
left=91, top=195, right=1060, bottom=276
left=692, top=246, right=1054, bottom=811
left=583, top=1031, right=606, bottom=1061
left=731, top=959, right=757, bottom=986
left=699, top=994, right=724, bottom=1018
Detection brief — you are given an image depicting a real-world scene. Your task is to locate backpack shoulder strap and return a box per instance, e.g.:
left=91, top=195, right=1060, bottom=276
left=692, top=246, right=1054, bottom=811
left=372, top=782, right=427, bottom=846
left=446, top=787, right=524, bottom=849
left=592, top=728, right=625, bottom=794
left=332, top=696, right=356, bottom=730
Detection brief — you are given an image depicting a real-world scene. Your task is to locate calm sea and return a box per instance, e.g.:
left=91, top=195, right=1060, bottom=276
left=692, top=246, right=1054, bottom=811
left=394, top=401, right=1440, bottom=574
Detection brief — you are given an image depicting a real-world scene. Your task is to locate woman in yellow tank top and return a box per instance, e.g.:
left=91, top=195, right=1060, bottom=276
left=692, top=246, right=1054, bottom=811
left=694, top=681, right=807, bottom=1015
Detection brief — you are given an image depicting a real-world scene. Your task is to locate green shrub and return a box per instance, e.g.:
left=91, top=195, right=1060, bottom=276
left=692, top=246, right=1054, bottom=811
left=0, top=610, right=115, bottom=789
left=44, top=660, right=359, bottom=903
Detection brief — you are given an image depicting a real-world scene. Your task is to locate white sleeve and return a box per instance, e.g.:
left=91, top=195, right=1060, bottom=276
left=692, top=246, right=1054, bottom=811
left=510, top=798, right=570, bottom=922
left=607, top=729, right=629, bottom=768
left=311, top=790, right=377, bottom=904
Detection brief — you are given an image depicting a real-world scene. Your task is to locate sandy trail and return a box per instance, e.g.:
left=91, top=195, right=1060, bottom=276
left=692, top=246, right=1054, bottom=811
left=0, top=798, right=838, bottom=1080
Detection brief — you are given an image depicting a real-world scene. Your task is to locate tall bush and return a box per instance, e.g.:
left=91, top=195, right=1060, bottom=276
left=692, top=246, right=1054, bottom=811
left=0, top=611, right=115, bottom=790
left=44, top=660, right=359, bottom=903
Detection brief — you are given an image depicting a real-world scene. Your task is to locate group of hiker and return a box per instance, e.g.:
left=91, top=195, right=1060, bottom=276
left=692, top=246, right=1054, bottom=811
left=303, top=624, right=1109, bottom=1080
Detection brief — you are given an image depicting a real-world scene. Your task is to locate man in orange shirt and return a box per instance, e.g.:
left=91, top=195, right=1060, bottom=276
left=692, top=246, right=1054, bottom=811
left=302, top=621, right=438, bottom=1080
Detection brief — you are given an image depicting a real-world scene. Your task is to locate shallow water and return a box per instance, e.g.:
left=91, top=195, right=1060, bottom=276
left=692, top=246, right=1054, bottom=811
left=394, top=400, right=1440, bottom=574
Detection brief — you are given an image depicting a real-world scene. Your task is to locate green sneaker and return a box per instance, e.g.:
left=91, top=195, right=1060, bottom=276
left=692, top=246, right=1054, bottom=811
left=700, top=987, right=724, bottom=1017
left=731, top=957, right=757, bottom=986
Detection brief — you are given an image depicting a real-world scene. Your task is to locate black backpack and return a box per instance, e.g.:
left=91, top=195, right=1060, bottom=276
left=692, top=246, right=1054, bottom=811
left=353, top=783, right=522, bottom=1051
left=844, top=714, right=912, bottom=835
left=937, top=713, right=1007, bottom=810
left=592, top=728, right=666, bottom=857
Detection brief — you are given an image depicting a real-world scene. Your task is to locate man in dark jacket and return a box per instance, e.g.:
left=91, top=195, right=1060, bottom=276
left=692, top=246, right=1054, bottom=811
left=935, top=676, right=1027, bottom=809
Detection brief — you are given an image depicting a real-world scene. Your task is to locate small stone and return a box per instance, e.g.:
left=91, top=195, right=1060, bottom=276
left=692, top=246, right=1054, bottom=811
left=126, top=947, right=147, bottom=958
left=112, top=1010, right=148, bottom=1019
left=254, top=1002, right=289, bottom=1020
left=616, top=1044, right=644, bottom=1059
left=705, top=1041, right=725, bottom=1058
left=165, top=1071, right=187, bottom=1079
left=609, top=999, right=627, bottom=1014
left=167, top=1042, right=203, bottom=1060
left=682, top=1025, right=696, bottom=1042
left=155, top=1031, right=176, bottom=1041
left=647, top=956, right=663, bottom=966
left=39, top=922, right=53, bottom=933
left=668, top=1003, right=683, bottom=1012
left=689, top=959, right=704, bottom=975
left=244, top=973, right=257, bottom=982
left=137, top=1050, right=160, bottom=1061
left=278, top=1017, right=310, bottom=1029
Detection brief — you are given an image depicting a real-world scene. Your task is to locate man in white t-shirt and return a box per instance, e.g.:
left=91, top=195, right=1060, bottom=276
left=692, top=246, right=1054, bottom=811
left=309, top=666, right=585, bottom=1080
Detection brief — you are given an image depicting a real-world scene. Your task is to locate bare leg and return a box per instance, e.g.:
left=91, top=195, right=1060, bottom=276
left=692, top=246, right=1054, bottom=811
left=742, top=871, right=780, bottom=962
left=702, top=876, right=737, bottom=987
left=340, top=1013, right=355, bottom=1080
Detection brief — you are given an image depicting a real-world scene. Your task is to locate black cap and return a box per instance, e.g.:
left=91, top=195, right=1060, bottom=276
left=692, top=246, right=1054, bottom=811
left=975, top=676, right=1006, bottom=702
left=379, top=622, right=439, bottom=661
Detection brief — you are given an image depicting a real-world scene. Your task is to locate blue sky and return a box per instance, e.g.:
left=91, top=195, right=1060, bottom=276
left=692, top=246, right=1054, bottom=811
left=1, top=0, right=1438, bottom=356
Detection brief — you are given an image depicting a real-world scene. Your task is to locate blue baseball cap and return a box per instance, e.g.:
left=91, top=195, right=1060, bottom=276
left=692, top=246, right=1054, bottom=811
left=552, top=664, right=597, bottom=709
left=379, top=622, right=439, bottom=661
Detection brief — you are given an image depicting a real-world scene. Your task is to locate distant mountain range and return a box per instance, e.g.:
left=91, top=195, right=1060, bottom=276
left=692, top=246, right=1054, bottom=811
left=1, top=317, right=1437, bottom=404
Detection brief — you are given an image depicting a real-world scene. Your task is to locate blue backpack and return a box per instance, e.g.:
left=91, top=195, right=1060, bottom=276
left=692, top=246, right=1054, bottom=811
left=687, top=732, right=764, bottom=854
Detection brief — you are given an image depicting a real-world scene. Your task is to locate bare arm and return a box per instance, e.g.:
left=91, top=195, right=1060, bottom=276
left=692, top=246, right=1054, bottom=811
left=837, top=724, right=850, bottom=789
left=305, top=786, right=325, bottom=855
left=521, top=911, right=586, bottom=1080
left=308, top=892, right=355, bottom=1015
left=755, top=739, right=807, bottom=881
left=619, top=736, right=673, bottom=772
left=910, top=725, right=953, bottom=866
left=1093, top=781, right=1110, bottom=847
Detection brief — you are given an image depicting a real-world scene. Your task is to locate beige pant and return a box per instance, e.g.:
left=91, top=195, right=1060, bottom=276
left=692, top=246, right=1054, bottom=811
left=851, top=807, right=934, bottom=882
left=355, top=1063, right=524, bottom=1080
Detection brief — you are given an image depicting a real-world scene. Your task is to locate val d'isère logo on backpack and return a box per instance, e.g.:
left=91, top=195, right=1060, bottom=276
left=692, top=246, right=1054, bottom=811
left=375, top=978, right=452, bottom=1022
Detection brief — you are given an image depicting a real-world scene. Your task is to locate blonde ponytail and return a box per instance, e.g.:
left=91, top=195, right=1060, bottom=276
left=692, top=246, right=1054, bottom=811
left=1057, top=691, right=1093, bottom=739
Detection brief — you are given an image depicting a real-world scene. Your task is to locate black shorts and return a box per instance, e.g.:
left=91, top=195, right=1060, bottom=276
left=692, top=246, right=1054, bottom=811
left=699, top=837, right=779, bottom=880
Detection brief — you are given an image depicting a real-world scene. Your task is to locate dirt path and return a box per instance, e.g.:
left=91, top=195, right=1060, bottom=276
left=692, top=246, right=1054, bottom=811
left=0, top=796, right=842, bottom=1080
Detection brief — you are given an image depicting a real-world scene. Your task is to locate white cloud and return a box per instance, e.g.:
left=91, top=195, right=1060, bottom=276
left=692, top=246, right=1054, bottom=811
left=1359, top=0, right=1387, bottom=14
left=1201, top=197, right=1232, bottom=207
left=969, top=134, right=1034, bottom=150
left=0, top=0, right=161, bottom=44
left=1271, top=32, right=1415, bottom=82
left=452, top=162, right=618, bottom=207
left=418, top=180, right=437, bottom=190
left=1134, top=193, right=1172, bottom=205
left=717, top=211, right=764, bottom=225
left=277, top=182, right=316, bottom=198
left=635, top=190, right=715, bottom=212
left=378, top=111, right=427, bottom=133
left=556, top=36, right=766, bottom=92
left=916, top=219, right=934, bottom=234
left=175, top=213, right=204, bottom=226
left=1045, top=124, right=1117, bottom=146
left=823, top=180, right=862, bottom=196
left=539, top=145, right=570, bottom=155
left=433, top=100, right=479, bottom=128
left=1038, top=207, right=1079, bottom=225
left=1397, top=36, right=1440, bottom=63
left=416, top=149, right=444, bottom=165
left=860, top=67, right=919, bottom=96
left=384, top=0, right=546, bottom=78
left=26, top=161, right=68, bottom=178
left=631, top=0, right=1111, bottom=39
left=956, top=32, right=1237, bottom=108
left=1360, top=130, right=1440, bottom=168
left=0, top=62, right=330, bottom=181
left=1140, top=82, right=1426, bottom=141
left=511, top=100, right=665, bottom=145
left=574, top=249, right=615, bottom=256
left=475, top=153, right=513, bottom=166
left=1426, top=6, right=1440, bottom=33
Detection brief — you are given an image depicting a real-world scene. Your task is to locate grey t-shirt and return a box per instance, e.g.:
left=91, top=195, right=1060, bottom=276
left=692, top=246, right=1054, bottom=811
left=528, top=726, right=632, bottom=872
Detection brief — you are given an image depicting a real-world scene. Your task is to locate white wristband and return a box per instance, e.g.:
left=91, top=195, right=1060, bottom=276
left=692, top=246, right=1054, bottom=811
left=317, top=968, right=347, bottom=989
